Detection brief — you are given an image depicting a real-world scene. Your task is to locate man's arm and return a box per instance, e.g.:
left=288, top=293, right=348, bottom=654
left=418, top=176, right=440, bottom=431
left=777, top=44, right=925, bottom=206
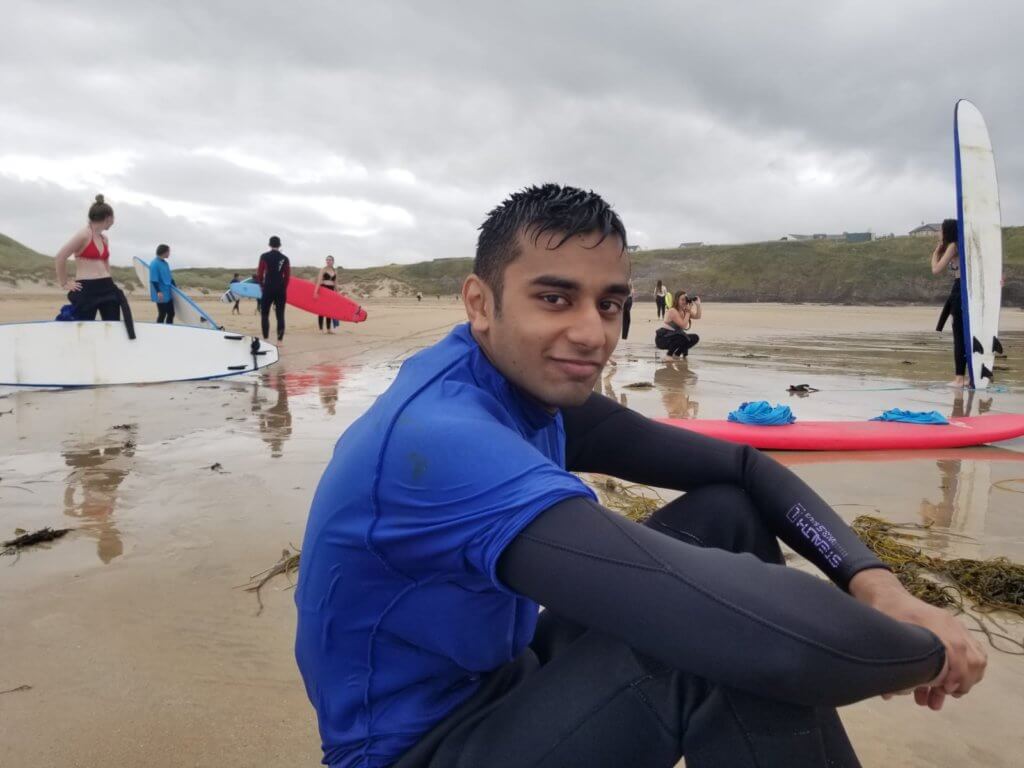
left=256, top=256, right=266, bottom=286
left=563, top=393, right=884, bottom=589
left=499, top=496, right=945, bottom=707
left=561, top=393, right=987, bottom=705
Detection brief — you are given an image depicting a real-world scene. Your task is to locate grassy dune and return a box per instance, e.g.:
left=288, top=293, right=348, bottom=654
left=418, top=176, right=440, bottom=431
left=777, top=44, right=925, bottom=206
left=3, top=229, right=1023, bottom=305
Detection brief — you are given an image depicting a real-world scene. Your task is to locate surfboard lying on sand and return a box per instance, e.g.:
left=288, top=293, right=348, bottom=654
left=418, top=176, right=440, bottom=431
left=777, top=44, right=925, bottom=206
left=955, top=100, right=1003, bottom=389
left=658, top=414, right=1024, bottom=451
left=134, top=256, right=221, bottom=330
left=0, top=321, right=278, bottom=387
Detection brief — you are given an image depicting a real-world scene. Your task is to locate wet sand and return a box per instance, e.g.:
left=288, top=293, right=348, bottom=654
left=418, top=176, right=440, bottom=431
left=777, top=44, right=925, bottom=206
left=3, top=295, right=1024, bottom=767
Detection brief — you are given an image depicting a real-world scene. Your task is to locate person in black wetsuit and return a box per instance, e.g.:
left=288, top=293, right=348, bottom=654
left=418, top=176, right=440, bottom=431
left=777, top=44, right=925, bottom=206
left=230, top=272, right=242, bottom=315
left=257, top=235, right=290, bottom=343
left=295, top=185, right=986, bottom=768
left=931, top=219, right=967, bottom=387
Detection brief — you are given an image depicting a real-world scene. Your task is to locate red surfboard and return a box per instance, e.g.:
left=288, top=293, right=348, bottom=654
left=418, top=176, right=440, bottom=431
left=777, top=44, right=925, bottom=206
left=286, top=277, right=367, bottom=323
left=657, top=414, right=1024, bottom=452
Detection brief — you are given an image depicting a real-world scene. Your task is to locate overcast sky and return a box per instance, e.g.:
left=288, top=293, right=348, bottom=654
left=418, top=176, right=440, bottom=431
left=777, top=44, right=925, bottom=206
left=2, top=0, right=1021, bottom=269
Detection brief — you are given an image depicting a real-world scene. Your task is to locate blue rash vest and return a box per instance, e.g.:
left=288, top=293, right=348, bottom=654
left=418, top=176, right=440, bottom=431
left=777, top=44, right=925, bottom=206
left=295, top=323, right=595, bottom=767
left=148, top=258, right=173, bottom=303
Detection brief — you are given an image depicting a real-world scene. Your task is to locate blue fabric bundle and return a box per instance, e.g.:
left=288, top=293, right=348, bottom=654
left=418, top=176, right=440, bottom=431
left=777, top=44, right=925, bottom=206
left=55, top=304, right=78, bottom=321
left=870, top=409, right=949, bottom=425
left=727, top=401, right=796, bottom=426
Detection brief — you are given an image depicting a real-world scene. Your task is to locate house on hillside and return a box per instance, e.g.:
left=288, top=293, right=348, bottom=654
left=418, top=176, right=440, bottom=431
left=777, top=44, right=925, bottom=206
left=910, top=223, right=942, bottom=237
left=677, top=242, right=703, bottom=248
left=787, top=232, right=871, bottom=243
left=626, top=245, right=641, bottom=253
left=844, top=232, right=872, bottom=243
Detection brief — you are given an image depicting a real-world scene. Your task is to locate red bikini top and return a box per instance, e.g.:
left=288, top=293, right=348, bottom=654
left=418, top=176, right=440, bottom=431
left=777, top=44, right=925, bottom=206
left=79, top=236, right=109, bottom=261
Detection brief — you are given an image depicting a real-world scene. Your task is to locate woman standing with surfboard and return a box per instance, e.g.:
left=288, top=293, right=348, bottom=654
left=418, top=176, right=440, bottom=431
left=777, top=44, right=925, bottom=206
left=313, top=255, right=338, bottom=334
left=55, top=195, right=131, bottom=323
left=931, top=218, right=967, bottom=388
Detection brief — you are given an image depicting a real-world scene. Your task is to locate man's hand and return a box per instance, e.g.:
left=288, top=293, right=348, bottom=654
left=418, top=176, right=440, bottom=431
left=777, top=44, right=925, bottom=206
left=157, top=291, right=165, bottom=302
left=849, top=568, right=987, bottom=709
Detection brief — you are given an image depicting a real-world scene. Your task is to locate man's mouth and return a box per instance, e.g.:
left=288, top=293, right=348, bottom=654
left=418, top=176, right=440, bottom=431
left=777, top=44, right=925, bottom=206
left=549, top=357, right=603, bottom=379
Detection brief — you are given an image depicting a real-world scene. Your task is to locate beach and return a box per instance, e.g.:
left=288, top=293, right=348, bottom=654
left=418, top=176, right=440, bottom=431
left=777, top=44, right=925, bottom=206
left=3, top=293, right=1024, bottom=767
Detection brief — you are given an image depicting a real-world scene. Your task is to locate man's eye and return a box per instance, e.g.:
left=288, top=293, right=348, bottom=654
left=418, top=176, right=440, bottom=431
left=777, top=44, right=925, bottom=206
left=600, top=300, right=623, bottom=313
left=541, top=294, right=568, bottom=305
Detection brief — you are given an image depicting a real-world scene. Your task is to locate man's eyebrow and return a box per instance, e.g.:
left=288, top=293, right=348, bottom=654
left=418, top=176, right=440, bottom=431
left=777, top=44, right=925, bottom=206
left=529, top=276, right=632, bottom=297
left=530, top=275, right=581, bottom=291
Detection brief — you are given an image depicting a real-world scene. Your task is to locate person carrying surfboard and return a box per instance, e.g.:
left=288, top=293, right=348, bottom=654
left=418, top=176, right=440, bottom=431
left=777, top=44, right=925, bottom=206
left=931, top=218, right=967, bottom=387
left=257, top=236, right=290, bottom=343
left=296, top=184, right=985, bottom=768
left=313, top=255, right=338, bottom=334
left=149, top=244, right=175, bottom=324
left=54, top=195, right=133, bottom=333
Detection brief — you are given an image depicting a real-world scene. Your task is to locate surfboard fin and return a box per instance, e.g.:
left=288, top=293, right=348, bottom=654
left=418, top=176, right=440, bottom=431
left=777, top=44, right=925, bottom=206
left=972, top=336, right=984, bottom=354
left=993, top=336, right=1004, bottom=355
left=981, top=364, right=994, bottom=381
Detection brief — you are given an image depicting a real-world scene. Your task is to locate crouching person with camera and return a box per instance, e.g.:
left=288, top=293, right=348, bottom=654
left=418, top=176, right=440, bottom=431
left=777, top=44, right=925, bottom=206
left=655, top=291, right=701, bottom=359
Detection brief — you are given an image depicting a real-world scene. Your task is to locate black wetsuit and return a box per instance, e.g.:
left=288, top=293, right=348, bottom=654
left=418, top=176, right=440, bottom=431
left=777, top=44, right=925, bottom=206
left=621, top=294, right=633, bottom=339
left=258, top=249, right=290, bottom=341
left=394, top=394, right=944, bottom=768
left=69, top=278, right=136, bottom=338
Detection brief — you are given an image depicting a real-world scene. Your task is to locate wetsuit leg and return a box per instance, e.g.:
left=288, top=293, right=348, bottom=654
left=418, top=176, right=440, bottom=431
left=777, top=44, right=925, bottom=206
left=273, top=293, right=286, bottom=340
left=260, top=295, right=273, bottom=339
left=952, top=309, right=967, bottom=377
left=318, top=315, right=326, bottom=331
left=402, top=488, right=861, bottom=768
left=97, top=300, right=121, bottom=321
left=621, top=298, right=632, bottom=340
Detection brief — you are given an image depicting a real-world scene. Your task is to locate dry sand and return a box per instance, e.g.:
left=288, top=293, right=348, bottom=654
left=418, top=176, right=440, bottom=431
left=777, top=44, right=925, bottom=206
left=2, top=292, right=1024, bottom=767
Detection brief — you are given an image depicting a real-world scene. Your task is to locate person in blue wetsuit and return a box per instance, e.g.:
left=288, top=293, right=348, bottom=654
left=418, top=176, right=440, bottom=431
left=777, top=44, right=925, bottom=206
left=296, top=184, right=986, bottom=768
left=149, top=243, right=175, bottom=324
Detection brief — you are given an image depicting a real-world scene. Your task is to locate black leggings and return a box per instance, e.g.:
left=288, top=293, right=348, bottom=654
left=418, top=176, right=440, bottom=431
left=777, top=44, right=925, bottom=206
left=397, top=489, right=864, bottom=768
left=318, top=315, right=332, bottom=330
left=952, top=309, right=967, bottom=376
left=655, top=295, right=666, bottom=319
left=156, top=301, right=175, bottom=324
left=656, top=327, right=699, bottom=357
left=73, top=277, right=121, bottom=321
left=260, top=292, right=286, bottom=340
left=621, top=297, right=632, bottom=340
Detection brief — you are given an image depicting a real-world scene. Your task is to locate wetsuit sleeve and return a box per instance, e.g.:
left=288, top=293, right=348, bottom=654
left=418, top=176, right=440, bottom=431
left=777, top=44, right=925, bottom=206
left=562, top=393, right=886, bottom=589
left=282, top=258, right=291, bottom=288
left=256, top=255, right=266, bottom=285
left=498, top=496, right=945, bottom=707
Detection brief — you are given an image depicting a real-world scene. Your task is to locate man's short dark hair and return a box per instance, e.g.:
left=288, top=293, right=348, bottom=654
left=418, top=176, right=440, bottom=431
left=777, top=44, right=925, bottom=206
left=269, top=236, right=282, bottom=248
left=155, top=243, right=169, bottom=256
left=474, top=184, right=627, bottom=309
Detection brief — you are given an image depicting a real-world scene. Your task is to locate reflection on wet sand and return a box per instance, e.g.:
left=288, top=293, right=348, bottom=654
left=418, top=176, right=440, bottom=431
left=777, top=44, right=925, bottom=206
left=654, top=361, right=699, bottom=420
left=254, top=373, right=292, bottom=458
left=62, top=425, right=136, bottom=564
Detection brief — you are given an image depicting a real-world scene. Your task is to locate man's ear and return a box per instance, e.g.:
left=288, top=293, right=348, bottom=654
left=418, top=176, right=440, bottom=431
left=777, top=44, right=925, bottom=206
left=462, top=274, right=493, bottom=334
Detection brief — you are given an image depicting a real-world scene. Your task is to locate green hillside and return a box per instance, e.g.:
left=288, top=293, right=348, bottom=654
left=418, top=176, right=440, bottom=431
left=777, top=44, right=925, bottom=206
left=4, top=229, right=1023, bottom=305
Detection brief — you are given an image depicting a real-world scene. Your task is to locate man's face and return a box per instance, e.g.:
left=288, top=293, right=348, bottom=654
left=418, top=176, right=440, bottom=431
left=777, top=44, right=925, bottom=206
left=466, top=229, right=630, bottom=409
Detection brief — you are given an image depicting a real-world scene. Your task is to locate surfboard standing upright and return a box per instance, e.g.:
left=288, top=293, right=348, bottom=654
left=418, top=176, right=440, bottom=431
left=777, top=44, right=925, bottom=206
left=954, top=100, right=1003, bottom=389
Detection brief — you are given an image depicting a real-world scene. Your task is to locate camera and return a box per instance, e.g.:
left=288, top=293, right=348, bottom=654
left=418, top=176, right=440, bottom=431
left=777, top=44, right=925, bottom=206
left=685, top=294, right=700, bottom=303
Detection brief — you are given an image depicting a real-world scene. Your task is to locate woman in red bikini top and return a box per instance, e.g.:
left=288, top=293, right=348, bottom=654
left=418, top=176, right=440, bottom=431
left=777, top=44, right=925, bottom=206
left=54, top=194, right=124, bottom=321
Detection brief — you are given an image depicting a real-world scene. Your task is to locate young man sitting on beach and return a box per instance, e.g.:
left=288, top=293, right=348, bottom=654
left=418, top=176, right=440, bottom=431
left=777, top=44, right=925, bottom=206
left=295, top=184, right=986, bottom=768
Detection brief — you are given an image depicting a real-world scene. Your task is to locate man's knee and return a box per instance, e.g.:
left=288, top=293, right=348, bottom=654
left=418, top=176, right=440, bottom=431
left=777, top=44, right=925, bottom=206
left=645, top=485, right=782, bottom=563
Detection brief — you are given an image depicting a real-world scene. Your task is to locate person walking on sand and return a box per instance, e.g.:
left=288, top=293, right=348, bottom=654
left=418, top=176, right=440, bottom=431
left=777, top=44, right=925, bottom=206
left=931, top=219, right=967, bottom=387
left=230, top=272, right=242, bottom=315
left=257, top=236, right=290, bottom=343
left=313, top=255, right=338, bottom=334
left=55, top=194, right=132, bottom=323
left=296, top=184, right=984, bottom=768
left=654, top=279, right=667, bottom=319
left=149, top=244, right=175, bottom=324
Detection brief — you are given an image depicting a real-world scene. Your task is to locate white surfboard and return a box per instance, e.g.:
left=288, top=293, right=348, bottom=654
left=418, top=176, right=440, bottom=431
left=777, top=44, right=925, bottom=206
left=133, top=256, right=221, bottom=330
left=955, top=100, right=1003, bottom=389
left=0, top=321, right=278, bottom=387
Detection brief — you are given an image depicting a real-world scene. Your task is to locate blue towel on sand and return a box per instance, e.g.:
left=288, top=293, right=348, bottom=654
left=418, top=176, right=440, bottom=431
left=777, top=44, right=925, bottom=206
left=55, top=304, right=78, bottom=321
left=870, top=409, right=949, bottom=425
left=728, top=401, right=796, bottom=426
